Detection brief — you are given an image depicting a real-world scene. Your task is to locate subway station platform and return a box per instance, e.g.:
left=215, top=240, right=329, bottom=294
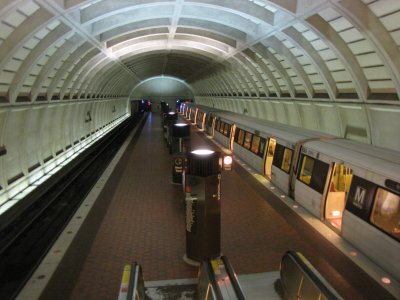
left=18, top=113, right=397, bottom=300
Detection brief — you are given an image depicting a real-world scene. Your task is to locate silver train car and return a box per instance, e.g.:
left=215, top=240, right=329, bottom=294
left=180, top=103, right=400, bottom=284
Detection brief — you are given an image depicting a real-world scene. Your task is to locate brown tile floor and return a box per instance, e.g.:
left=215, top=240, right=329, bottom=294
left=40, top=113, right=396, bottom=300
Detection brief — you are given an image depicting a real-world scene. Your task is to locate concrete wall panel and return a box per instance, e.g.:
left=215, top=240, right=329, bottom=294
left=369, top=106, right=400, bottom=150
left=338, top=104, right=370, bottom=143
left=297, top=103, right=319, bottom=131
left=284, top=102, right=301, bottom=127
left=315, top=104, right=342, bottom=136
left=271, top=101, right=287, bottom=124
left=0, top=98, right=130, bottom=209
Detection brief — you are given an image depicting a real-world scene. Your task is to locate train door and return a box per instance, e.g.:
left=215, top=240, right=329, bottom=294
left=229, top=124, right=236, bottom=151
left=263, top=138, right=276, bottom=179
left=193, top=108, right=198, bottom=124
left=210, top=116, right=216, bottom=137
left=289, top=142, right=304, bottom=199
left=324, top=163, right=353, bottom=231
left=201, top=113, right=206, bottom=130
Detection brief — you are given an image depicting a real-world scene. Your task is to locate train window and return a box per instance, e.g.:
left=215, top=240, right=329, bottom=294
left=218, top=121, right=223, bottom=133
left=251, top=135, right=260, bottom=154
left=281, top=148, right=293, bottom=173
left=234, top=127, right=240, bottom=143
left=238, top=130, right=245, bottom=146
left=243, top=131, right=252, bottom=149
left=223, top=123, right=230, bottom=136
left=273, top=144, right=293, bottom=173
left=299, top=155, right=314, bottom=185
left=370, top=188, right=400, bottom=241
left=298, top=155, right=329, bottom=194
left=273, top=144, right=285, bottom=170
left=219, top=122, right=225, bottom=133
left=227, top=124, right=232, bottom=137
left=216, top=120, right=221, bottom=131
left=258, top=137, right=266, bottom=158
left=208, top=115, right=213, bottom=127
left=310, top=160, right=329, bottom=194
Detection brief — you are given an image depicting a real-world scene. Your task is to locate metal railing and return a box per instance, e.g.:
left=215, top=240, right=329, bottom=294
left=198, top=255, right=246, bottom=300
left=118, top=262, right=145, bottom=300
left=280, top=250, right=343, bottom=300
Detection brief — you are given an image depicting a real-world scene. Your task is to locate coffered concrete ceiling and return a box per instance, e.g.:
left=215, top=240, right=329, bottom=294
left=0, top=0, right=399, bottom=103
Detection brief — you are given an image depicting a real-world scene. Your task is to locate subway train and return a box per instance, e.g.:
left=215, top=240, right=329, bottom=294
left=180, top=103, right=400, bottom=284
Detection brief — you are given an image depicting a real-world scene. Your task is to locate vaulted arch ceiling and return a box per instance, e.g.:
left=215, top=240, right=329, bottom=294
left=0, top=0, right=399, bottom=104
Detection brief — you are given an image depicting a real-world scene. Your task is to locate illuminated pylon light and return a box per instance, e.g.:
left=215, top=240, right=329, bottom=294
left=222, top=155, right=233, bottom=171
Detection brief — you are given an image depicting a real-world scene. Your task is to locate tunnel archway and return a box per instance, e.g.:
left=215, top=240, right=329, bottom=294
left=130, top=76, right=194, bottom=111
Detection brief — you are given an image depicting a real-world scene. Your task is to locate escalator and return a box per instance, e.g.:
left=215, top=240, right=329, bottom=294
left=279, top=250, right=343, bottom=300
left=118, top=251, right=343, bottom=300
left=118, top=262, right=145, bottom=300
left=118, top=256, right=245, bottom=300
left=198, top=256, right=245, bottom=300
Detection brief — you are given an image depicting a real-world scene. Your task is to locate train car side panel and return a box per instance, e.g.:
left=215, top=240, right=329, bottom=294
left=342, top=173, right=400, bottom=282
left=189, top=105, right=400, bottom=286
left=231, top=127, right=265, bottom=174
left=342, top=211, right=400, bottom=282
left=270, top=141, right=293, bottom=194
left=214, top=131, right=230, bottom=149
left=233, top=145, right=263, bottom=174
left=271, top=166, right=290, bottom=194
left=293, top=149, right=332, bottom=219
left=294, top=181, right=324, bottom=218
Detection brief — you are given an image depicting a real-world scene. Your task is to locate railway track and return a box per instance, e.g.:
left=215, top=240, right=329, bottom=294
left=0, top=112, right=147, bottom=300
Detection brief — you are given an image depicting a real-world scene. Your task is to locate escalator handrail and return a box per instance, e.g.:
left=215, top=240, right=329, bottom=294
left=220, top=256, right=246, bottom=300
left=280, top=250, right=343, bottom=300
left=120, top=262, right=144, bottom=300
left=205, top=259, right=225, bottom=300
left=127, top=262, right=138, bottom=300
